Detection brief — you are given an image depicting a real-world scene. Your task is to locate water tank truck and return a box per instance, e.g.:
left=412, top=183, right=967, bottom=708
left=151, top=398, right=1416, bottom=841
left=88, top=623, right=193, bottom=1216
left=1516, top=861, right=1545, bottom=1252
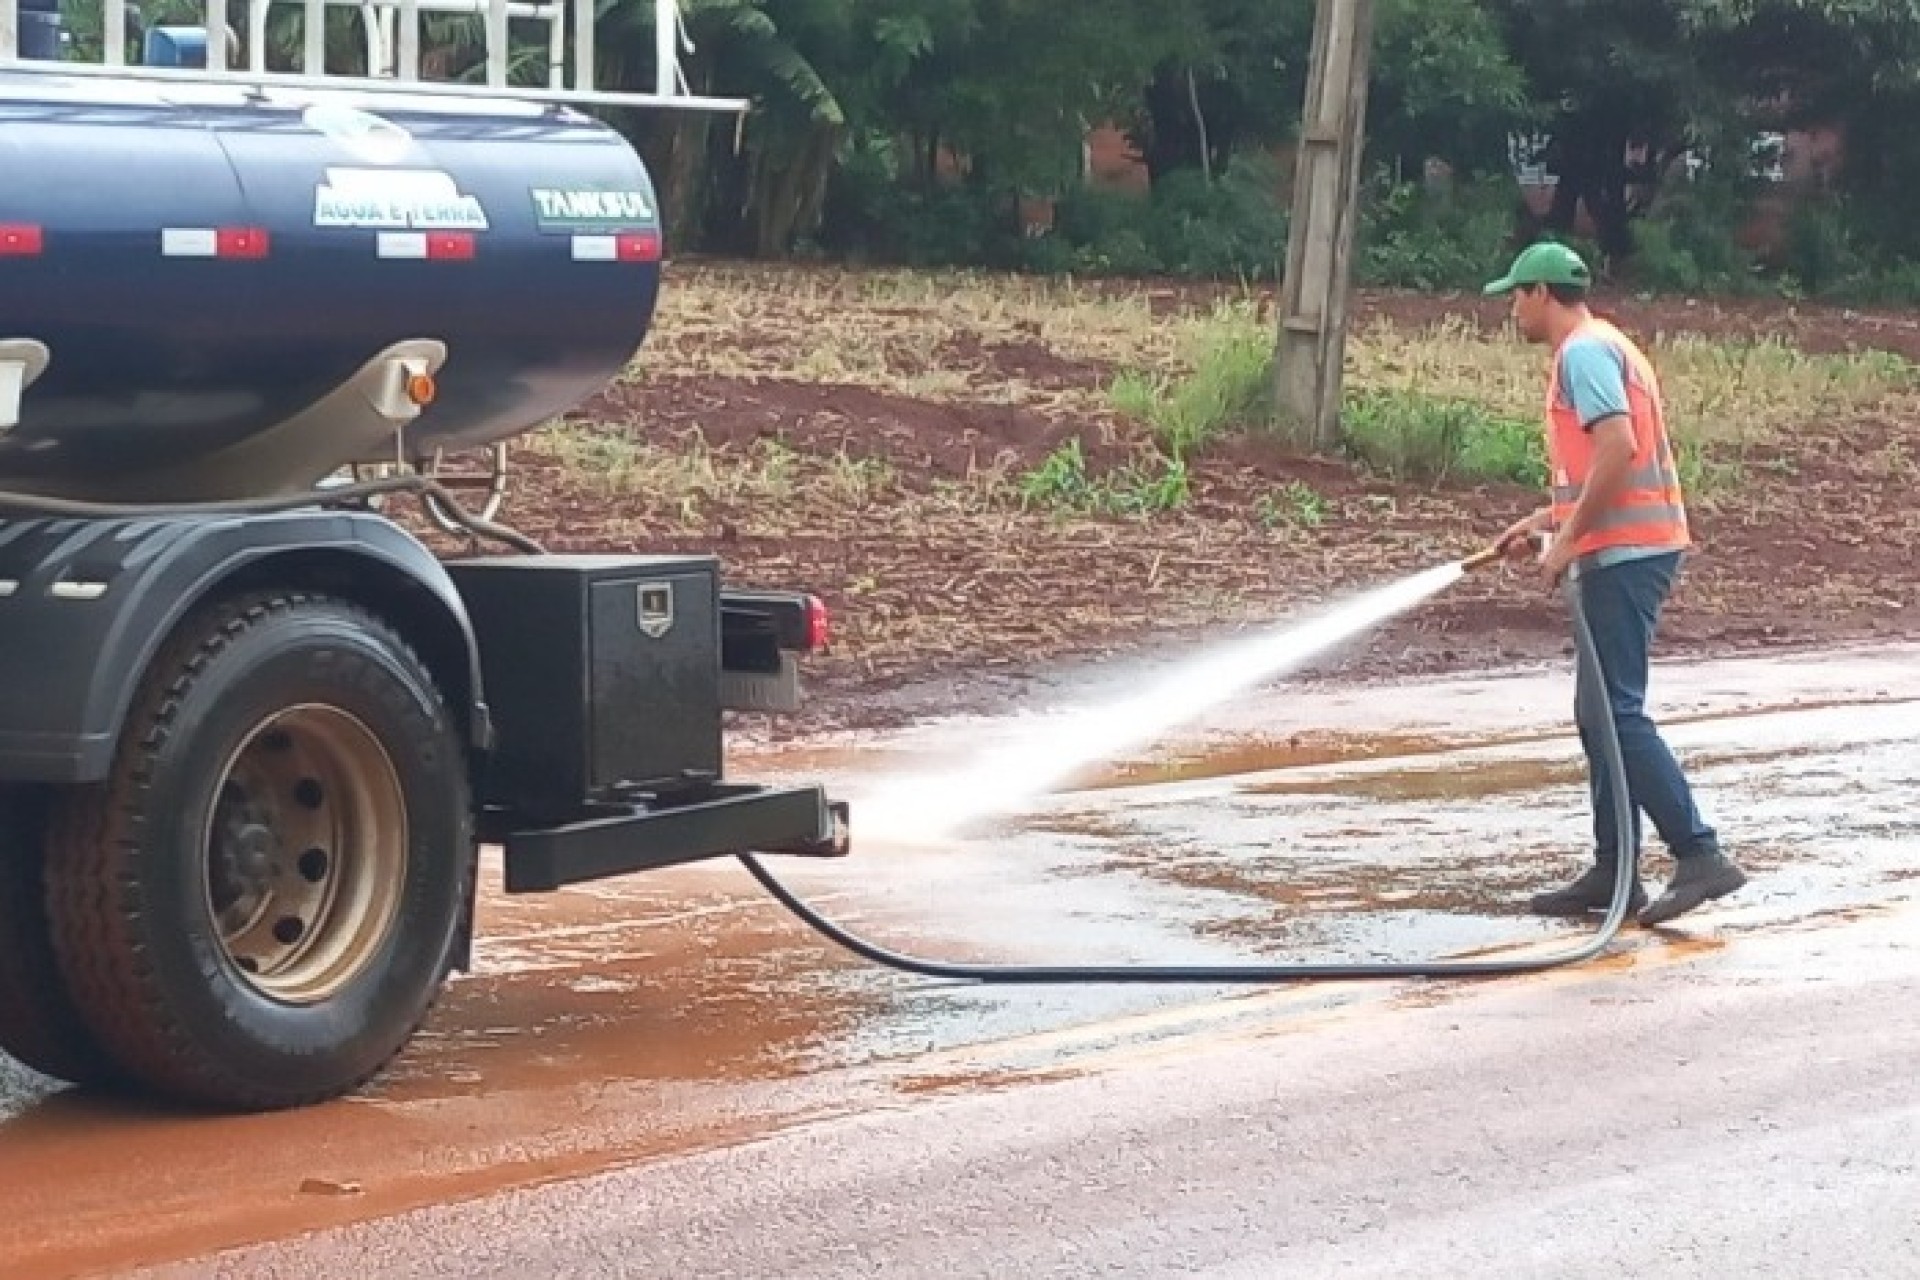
left=0, top=0, right=851, bottom=1112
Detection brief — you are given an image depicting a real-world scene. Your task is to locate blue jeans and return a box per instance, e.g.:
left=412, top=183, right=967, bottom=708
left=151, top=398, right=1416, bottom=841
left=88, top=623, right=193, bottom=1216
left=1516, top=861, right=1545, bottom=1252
left=1573, top=552, right=1719, bottom=865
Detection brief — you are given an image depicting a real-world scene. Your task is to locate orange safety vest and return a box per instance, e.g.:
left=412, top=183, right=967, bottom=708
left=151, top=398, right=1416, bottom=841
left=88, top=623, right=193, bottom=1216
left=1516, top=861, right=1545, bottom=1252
left=1545, top=317, right=1691, bottom=558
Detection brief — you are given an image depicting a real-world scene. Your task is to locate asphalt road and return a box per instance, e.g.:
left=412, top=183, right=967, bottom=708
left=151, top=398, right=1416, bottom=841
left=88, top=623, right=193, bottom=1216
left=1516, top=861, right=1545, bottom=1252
left=146, top=904, right=1920, bottom=1279
left=4, top=640, right=1915, bottom=1278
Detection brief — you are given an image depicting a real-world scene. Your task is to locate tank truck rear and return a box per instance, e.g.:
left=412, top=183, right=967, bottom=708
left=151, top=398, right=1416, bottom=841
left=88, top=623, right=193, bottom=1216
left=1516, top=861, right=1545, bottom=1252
left=0, top=0, right=850, bottom=1111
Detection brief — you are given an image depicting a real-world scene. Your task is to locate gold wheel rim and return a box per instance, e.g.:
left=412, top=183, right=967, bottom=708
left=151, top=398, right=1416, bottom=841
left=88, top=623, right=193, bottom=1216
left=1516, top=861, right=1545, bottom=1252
left=203, top=704, right=409, bottom=1005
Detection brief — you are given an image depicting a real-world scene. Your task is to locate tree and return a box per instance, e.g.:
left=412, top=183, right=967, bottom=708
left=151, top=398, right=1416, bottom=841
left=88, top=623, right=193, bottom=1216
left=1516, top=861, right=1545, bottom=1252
left=901, top=0, right=1181, bottom=195
left=1125, top=0, right=1527, bottom=190
left=1482, top=0, right=1920, bottom=258
left=1366, top=0, right=1531, bottom=179
left=1125, top=0, right=1316, bottom=184
left=593, top=0, right=1188, bottom=255
left=1486, top=0, right=1735, bottom=256
left=1680, top=0, right=1920, bottom=255
left=592, top=0, right=850, bottom=256
left=566, top=0, right=1920, bottom=266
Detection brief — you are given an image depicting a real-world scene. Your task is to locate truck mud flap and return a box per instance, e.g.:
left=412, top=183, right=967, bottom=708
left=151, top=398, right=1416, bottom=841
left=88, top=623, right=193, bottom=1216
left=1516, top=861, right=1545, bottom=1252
left=720, top=653, right=801, bottom=713
left=502, top=784, right=850, bottom=894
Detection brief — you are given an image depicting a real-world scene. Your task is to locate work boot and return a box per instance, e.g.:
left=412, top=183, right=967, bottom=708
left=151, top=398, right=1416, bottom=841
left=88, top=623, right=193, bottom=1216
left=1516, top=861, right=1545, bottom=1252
left=1638, top=850, right=1748, bottom=927
left=1528, top=862, right=1648, bottom=917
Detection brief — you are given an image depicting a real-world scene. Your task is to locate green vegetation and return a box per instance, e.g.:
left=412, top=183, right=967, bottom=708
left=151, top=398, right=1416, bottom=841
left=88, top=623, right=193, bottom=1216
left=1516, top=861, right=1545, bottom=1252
left=122, top=0, right=1920, bottom=302
left=1014, top=439, right=1193, bottom=518
left=1108, top=319, right=1274, bottom=459
left=1340, top=390, right=1543, bottom=487
left=1105, top=306, right=1916, bottom=497
left=575, top=259, right=1918, bottom=520
left=404, top=0, right=1920, bottom=307
left=1255, top=481, right=1331, bottom=529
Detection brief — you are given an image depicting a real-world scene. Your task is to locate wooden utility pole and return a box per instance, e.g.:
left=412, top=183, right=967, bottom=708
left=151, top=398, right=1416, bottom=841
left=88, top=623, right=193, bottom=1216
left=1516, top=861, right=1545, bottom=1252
left=1272, top=0, right=1376, bottom=451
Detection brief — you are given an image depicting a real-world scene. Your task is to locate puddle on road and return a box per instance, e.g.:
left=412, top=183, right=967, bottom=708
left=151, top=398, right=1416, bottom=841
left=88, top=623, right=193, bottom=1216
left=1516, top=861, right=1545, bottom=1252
left=1063, top=731, right=1483, bottom=791
left=1154, top=855, right=1536, bottom=918
left=375, top=874, right=883, bottom=1101
left=1230, top=745, right=1842, bottom=803
left=1241, top=757, right=1588, bottom=801
left=1089, top=837, right=1574, bottom=962
left=1013, top=708, right=1920, bottom=970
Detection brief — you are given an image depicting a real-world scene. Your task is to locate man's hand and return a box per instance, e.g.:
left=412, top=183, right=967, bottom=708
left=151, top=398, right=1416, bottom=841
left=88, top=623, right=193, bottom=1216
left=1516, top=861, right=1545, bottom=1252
left=1498, top=507, right=1551, bottom=563
left=1539, top=534, right=1577, bottom=590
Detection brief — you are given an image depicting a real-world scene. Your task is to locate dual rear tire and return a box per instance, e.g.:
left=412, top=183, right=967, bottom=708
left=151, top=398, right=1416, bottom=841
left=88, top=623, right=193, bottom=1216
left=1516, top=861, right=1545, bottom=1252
left=0, top=592, right=472, bottom=1110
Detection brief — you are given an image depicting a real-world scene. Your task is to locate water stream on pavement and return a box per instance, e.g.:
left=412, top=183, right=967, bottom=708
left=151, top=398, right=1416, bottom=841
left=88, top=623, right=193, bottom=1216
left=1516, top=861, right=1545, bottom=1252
left=854, top=561, right=1472, bottom=842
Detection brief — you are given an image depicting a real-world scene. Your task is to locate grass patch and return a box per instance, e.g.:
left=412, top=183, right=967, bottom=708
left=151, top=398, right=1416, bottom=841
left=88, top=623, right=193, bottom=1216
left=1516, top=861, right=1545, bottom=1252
left=1346, top=320, right=1913, bottom=495
left=533, top=424, right=898, bottom=520
left=1014, top=438, right=1192, bottom=517
left=643, top=263, right=1255, bottom=410
left=1107, top=319, right=1272, bottom=458
left=1254, top=481, right=1330, bottom=529
left=1341, top=390, right=1543, bottom=486
left=596, top=266, right=1916, bottom=517
left=1348, top=315, right=1915, bottom=456
left=647, top=266, right=1913, bottom=443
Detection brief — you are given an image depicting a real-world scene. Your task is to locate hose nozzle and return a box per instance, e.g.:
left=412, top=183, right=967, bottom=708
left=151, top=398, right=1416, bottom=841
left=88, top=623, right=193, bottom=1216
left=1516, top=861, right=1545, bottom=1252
left=1460, top=542, right=1506, bottom=573
left=1461, top=529, right=1545, bottom=572
left=1451, top=529, right=1543, bottom=571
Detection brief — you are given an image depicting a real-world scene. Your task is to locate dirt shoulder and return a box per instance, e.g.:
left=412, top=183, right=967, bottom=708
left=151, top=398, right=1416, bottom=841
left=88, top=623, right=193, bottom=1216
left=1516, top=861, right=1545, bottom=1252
left=433, top=263, right=1920, bottom=735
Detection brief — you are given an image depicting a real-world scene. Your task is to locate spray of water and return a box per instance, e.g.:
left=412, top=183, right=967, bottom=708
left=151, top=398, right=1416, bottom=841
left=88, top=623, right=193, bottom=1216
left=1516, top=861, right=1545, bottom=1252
left=854, top=561, right=1468, bottom=844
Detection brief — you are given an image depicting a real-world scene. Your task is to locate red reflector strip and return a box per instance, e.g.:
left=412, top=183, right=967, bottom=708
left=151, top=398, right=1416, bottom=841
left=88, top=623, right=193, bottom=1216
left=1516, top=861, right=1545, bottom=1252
left=570, top=231, right=661, bottom=263
left=217, top=227, right=270, bottom=258
left=378, top=232, right=475, bottom=260
left=804, top=595, right=831, bottom=650
left=427, top=232, right=476, bottom=260
left=161, top=227, right=270, bottom=259
left=619, top=231, right=662, bottom=262
left=0, top=225, right=45, bottom=256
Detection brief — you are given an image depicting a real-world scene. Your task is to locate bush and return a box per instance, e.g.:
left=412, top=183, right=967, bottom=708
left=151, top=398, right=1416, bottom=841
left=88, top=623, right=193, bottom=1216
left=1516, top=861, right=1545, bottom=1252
left=1625, top=175, right=1762, bottom=295
left=804, top=126, right=1920, bottom=307
left=1028, top=150, right=1291, bottom=282
left=1356, top=172, right=1521, bottom=290
left=1147, top=153, right=1292, bottom=280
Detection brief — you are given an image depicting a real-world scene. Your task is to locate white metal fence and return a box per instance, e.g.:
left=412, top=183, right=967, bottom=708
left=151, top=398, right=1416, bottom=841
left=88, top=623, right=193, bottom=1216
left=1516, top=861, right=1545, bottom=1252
left=0, top=0, right=746, bottom=112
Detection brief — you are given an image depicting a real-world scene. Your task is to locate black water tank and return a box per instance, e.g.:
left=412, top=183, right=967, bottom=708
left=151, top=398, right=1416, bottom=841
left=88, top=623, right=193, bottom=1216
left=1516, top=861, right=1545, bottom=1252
left=0, top=73, right=665, bottom=499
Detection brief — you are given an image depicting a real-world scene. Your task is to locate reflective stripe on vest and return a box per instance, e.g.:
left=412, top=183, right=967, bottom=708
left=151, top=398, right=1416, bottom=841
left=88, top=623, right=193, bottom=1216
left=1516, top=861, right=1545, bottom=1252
left=1551, top=458, right=1682, bottom=506
left=1545, top=318, right=1691, bottom=557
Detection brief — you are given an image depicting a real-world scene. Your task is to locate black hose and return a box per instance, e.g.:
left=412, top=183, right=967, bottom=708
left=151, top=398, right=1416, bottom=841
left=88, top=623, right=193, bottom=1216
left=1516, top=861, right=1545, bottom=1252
left=0, top=474, right=547, bottom=556
left=738, top=570, right=1637, bottom=982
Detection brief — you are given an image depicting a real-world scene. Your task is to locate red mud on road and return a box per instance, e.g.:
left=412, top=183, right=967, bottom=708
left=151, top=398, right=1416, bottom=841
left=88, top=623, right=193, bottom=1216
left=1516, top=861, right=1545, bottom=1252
left=0, top=865, right=890, bottom=1279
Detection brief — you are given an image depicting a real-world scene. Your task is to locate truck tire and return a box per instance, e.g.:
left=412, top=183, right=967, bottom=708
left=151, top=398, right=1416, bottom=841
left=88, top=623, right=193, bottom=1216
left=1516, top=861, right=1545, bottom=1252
left=43, top=591, right=473, bottom=1111
left=0, top=785, right=120, bottom=1088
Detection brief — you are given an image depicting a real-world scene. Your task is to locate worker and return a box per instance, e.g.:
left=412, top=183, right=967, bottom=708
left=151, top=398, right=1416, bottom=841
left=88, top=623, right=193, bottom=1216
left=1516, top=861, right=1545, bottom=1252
left=1482, top=241, right=1748, bottom=927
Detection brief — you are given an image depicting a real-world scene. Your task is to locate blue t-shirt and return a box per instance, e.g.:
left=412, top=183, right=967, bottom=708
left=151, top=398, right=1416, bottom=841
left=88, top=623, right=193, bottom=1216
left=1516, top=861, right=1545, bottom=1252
left=1558, top=336, right=1631, bottom=430
left=1555, top=334, right=1672, bottom=573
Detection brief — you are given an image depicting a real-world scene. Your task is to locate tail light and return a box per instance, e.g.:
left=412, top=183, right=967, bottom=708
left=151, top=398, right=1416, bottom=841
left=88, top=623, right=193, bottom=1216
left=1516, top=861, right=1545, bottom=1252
left=804, top=595, right=831, bottom=651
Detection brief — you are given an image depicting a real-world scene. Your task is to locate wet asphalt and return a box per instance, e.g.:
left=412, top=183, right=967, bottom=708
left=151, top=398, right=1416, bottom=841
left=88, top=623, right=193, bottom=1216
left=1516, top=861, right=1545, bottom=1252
left=2, top=640, right=1915, bottom=1278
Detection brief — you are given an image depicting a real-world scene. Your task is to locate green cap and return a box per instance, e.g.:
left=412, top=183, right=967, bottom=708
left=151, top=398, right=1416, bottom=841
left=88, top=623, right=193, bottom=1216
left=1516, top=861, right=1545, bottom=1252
left=1482, top=241, right=1591, bottom=295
